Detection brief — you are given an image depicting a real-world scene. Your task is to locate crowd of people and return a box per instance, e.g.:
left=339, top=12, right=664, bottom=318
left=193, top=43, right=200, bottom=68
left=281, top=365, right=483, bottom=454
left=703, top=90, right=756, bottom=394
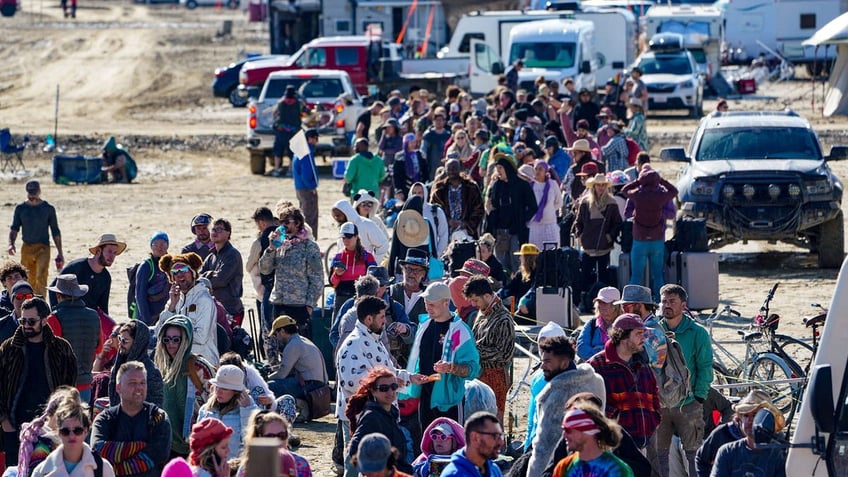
left=0, top=72, right=787, bottom=477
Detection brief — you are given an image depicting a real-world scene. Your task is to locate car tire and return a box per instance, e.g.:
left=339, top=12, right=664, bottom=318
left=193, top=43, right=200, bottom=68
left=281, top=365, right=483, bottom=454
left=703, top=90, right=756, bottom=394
left=818, top=211, right=845, bottom=268
left=228, top=87, right=247, bottom=108
left=250, top=151, right=267, bottom=175
left=185, top=0, right=197, bottom=8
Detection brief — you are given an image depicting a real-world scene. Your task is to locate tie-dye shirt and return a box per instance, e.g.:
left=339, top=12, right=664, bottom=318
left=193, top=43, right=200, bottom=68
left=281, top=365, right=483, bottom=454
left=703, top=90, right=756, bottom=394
left=553, top=451, right=634, bottom=477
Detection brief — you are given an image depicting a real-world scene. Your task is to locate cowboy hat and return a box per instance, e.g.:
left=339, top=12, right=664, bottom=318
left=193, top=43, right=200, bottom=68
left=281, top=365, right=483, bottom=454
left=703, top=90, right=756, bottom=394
left=47, top=274, right=89, bottom=298
left=397, top=248, right=430, bottom=270
left=586, top=173, right=611, bottom=186
left=395, top=210, right=429, bottom=247
left=566, top=139, right=592, bottom=153
left=89, top=233, right=127, bottom=255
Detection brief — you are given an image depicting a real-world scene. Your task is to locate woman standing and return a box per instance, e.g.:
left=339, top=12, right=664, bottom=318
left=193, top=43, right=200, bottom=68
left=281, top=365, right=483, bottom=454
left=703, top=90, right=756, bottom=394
left=31, top=400, right=115, bottom=477
left=393, top=134, right=429, bottom=198
left=329, top=222, right=377, bottom=318
left=378, top=119, right=403, bottom=204
left=133, top=231, right=171, bottom=324
left=345, top=367, right=413, bottom=475
left=624, top=98, right=648, bottom=151
left=197, top=365, right=259, bottom=460
left=13, top=387, right=81, bottom=477
left=187, top=418, right=232, bottom=477
left=444, top=130, right=472, bottom=164
left=476, top=234, right=506, bottom=291
left=527, top=160, right=564, bottom=249
left=572, top=173, right=622, bottom=292
left=154, top=315, right=216, bottom=458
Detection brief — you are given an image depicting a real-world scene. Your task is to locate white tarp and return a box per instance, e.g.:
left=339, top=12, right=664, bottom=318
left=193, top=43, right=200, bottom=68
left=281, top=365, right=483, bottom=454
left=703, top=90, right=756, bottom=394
left=804, top=12, right=848, bottom=116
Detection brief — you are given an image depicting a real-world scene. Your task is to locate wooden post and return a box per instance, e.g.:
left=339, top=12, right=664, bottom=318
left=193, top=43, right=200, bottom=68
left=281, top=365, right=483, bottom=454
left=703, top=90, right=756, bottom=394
left=244, top=437, right=280, bottom=477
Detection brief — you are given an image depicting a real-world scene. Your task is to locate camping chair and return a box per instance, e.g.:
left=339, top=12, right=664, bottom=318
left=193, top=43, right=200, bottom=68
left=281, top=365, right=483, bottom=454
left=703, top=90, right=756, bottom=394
left=0, top=128, right=28, bottom=172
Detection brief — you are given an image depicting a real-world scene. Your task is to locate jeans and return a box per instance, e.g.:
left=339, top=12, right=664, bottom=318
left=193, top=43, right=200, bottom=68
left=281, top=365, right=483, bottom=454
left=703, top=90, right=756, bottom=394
left=630, top=239, right=666, bottom=301
left=268, top=377, right=322, bottom=399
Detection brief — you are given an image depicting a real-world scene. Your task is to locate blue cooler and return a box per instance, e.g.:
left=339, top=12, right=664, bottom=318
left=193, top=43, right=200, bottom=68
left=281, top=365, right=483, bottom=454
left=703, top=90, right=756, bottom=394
left=53, top=155, right=102, bottom=184
left=332, top=158, right=349, bottom=179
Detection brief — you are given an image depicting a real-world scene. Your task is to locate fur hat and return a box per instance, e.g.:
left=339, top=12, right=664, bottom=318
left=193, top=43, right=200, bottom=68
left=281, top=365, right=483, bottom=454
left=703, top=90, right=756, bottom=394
left=159, top=253, right=203, bottom=276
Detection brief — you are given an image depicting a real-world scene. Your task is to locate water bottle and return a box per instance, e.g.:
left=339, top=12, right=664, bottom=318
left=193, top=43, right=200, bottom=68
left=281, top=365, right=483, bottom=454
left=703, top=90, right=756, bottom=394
left=271, top=225, right=286, bottom=248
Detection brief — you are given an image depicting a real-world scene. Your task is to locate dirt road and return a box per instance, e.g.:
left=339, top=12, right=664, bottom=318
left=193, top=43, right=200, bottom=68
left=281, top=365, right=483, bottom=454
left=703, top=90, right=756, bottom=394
left=1, top=2, right=847, bottom=475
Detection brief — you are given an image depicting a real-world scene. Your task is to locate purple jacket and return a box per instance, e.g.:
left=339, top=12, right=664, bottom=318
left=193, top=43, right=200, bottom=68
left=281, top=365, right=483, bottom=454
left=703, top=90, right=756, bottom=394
left=620, top=170, right=677, bottom=241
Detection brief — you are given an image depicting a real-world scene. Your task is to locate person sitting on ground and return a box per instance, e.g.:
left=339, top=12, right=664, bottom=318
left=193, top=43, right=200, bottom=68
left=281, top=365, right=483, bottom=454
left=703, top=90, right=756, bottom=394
left=101, top=137, right=131, bottom=184
left=197, top=365, right=259, bottom=460
left=236, top=410, right=311, bottom=477
left=498, top=243, right=539, bottom=323
left=412, top=418, right=465, bottom=477
left=218, top=352, right=274, bottom=409
left=187, top=418, right=232, bottom=477
left=265, top=315, right=328, bottom=404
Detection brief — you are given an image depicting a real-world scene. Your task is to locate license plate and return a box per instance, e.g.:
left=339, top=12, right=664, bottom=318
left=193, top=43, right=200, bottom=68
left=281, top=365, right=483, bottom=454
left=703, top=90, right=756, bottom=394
left=653, top=94, right=667, bottom=104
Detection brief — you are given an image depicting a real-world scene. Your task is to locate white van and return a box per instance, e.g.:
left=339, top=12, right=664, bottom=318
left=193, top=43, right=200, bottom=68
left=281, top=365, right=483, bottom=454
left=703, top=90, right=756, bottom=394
left=507, top=19, right=597, bottom=93
left=643, top=4, right=724, bottom=81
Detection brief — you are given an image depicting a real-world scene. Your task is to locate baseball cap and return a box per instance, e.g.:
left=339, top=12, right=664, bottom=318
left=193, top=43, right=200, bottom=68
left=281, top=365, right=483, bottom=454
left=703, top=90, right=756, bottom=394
left=11, top=281, right=33, bottom=295
left=430, top=422, right=455, bottom=437
left=271, top=315, right=297, bottom=334
left=575, top=161, right=599, bottom=177
left=421, top=282, right=451, bottom=302
left=612, top=313, right=646, bottom=331
left=25, top=180, right=40, bottom=193
left=576, top=119, right=590, bottom=130
left=339, top=222, right=358, bottom=238
left=356, top=433, right=392, bottom=473
left=593, top=286, right=621, bottom=304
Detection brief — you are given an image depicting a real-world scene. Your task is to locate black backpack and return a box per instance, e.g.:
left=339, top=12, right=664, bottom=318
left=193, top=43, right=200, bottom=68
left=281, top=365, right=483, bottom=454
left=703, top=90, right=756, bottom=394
left=448, top=241, right=477, bottom=277
left=535, top=247, right=582, bottom=289
left=126, top=257, right=155, bottom=319
left=667, top=217, right=708, bottom=253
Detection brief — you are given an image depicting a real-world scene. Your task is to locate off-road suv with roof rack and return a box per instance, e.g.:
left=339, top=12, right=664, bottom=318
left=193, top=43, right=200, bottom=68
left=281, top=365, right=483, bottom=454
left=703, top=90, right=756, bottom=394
left=661, top=110, right=847, bottom=268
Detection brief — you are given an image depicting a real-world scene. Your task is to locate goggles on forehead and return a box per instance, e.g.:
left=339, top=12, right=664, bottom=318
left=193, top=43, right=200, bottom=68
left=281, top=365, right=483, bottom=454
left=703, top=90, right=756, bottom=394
left=170, top=263, right=192, bottom=275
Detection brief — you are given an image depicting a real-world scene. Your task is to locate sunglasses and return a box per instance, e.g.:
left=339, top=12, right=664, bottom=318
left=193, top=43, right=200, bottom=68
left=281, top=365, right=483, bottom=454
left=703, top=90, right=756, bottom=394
left=372, top=383, right=399, bottom=393
left=211, top=227, right=227, bottom=233
left=170, top=264, right=192, bottom=276
left=20, top=318, right=40, bottom=326
left=429, top=433, right=453, bottom=441
left=262, top=432, right=288, bottom=440
left=118, top=336, right=130, bottom=344
left=14, top=292, right=34, bottom=301
left=161, top=336, right=182, bottom=344
left=353, top=190, right=376, bottom=201
left=59, top=427, right=86, bottom=437
left=358, top=202, right=374, bottom=208
left=282, top=219, right=298, bottom=225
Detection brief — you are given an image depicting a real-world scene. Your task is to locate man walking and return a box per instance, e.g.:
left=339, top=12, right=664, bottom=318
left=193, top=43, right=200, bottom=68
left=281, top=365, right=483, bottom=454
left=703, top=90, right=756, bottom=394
left=260, top=204, right=323, bottom=340
left=200, top=218, right=244, bottom=326
left=8, top=180, right=64, bottom=296
left=588, top=313, right=661, bottom=451
left=293, top=128, right=320, bottom=238
left=431, top=159, right=485, bottom=238
left=0, top=296, right=76, bottom=466
left=463, top=275, right=514, bottom=423
left=92, top=361, right=172, bottom=477
left=656, top=283, right=713, bottom=477
left=271, top=85, right=308, bottom=177
left=53, top=233, right=126, bottom=314
left=440, top=411, right=505, bottom=477
left=181, top=213, right=214, bottom=261
left=46, top=274, right=101, bottom=403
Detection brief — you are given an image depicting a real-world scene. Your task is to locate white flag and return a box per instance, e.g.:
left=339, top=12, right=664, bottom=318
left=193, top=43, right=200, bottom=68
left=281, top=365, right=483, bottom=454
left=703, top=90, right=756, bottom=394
left=289, top=129, right=310, bottom=160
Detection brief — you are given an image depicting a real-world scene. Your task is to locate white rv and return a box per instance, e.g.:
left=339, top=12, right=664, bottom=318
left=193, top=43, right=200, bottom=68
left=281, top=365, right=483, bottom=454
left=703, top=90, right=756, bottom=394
left=718, top=0, right=841, bottom=71
left=441, top=8, right=636, bottom=86
left=507, top=19, right=597, bottom=93
left=644, top=5, right=724, bottom=80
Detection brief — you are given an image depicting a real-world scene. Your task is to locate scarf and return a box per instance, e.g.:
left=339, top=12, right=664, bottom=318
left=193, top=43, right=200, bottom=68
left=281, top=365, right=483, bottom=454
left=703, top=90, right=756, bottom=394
left=403, top=133, right=420, bottom=182
left=533, top=160, right=552, bottom=222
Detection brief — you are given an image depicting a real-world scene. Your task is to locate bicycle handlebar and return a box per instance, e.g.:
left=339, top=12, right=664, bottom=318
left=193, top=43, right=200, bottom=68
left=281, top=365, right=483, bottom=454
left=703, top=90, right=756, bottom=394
left=725, top=306, right=742, bottom=316
left=768, top=282, right=779, bottom=299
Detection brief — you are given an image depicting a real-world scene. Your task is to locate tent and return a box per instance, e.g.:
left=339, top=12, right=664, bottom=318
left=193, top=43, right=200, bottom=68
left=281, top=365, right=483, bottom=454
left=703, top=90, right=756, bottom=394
left=803, top=12, right=848, bottom=117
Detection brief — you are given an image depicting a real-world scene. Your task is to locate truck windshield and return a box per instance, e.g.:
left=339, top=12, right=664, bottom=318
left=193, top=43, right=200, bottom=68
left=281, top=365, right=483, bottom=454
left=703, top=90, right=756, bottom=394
left=266, top=78, right=345, bottom=99
left=509, top=41, right=576, bottom=68
left=695, top=127, right=821, bottom=161
left=637, top=54, right=692, bottom=75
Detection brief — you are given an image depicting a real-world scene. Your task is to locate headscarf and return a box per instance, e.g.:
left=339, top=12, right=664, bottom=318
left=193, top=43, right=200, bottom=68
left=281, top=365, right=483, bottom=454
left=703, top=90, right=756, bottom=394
left=532, top=160, right=552, bottom=222
left=402, top=133, right=420, bottom=182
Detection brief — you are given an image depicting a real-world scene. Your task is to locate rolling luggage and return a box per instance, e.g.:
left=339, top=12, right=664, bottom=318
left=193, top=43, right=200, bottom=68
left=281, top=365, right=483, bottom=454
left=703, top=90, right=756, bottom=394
left=536, top=286, right=575, bottom=329
left=535, top=242, right=577, bottom=329
left=665, top=251, right=719, bottom=311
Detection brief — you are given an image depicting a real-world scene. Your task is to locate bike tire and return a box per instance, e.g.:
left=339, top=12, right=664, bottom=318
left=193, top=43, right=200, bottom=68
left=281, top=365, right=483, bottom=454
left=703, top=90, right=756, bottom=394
left=712, top=362, right=738, bottom=397
left=775, top=334, right=814, bottom=374
left=324, top=242, right=339, bottom=278
left=747, top=353, right=802, bottom=414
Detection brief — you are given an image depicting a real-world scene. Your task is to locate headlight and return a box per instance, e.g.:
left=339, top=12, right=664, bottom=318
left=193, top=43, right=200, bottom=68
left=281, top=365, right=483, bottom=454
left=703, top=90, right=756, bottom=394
left=804, top=179, right=833, bottom=195
left=691, top=180, right=715, bottom=196
left=680, top=80, right=694, bottom=89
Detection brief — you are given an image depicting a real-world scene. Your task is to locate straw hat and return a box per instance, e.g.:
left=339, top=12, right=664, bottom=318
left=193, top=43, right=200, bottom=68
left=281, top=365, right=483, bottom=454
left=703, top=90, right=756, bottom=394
left=586, top=173, right=611, bottom=186
left=395, top=210, right=429, bottom=247
left=566, top=139, right=592, bottom=153
left=89, top=233, right=127, bottom=255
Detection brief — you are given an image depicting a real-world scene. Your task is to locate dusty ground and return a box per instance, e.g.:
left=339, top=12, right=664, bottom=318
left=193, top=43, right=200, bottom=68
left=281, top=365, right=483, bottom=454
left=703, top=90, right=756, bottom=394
left=1, top=2, right=846, bottom=475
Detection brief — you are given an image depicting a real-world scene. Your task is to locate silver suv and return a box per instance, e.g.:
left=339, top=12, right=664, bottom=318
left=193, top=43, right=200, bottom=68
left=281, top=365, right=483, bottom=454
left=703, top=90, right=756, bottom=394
left=662, top=110, right=847, bottom=268
left=634, top=44, right=704, bottom=118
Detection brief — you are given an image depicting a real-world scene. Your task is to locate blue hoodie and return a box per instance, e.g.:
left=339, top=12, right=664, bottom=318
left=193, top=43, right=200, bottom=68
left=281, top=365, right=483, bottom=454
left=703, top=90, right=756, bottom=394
left=439, top=448, right=503, bottom=477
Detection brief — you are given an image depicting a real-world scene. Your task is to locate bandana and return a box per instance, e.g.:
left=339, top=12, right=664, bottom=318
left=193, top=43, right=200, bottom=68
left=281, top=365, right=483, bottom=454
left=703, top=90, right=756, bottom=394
left=562, top=408, right=600, bottom=436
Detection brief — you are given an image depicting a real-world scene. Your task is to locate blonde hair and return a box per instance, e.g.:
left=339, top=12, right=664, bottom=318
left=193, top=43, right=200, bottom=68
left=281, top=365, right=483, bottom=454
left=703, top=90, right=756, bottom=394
left=240, top=411, right=291, bottom=471
left=154, top=325, right=190, bottom=383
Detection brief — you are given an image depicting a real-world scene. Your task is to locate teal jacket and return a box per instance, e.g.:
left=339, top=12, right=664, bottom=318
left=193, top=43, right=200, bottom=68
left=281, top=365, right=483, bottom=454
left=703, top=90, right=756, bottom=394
left=402, top=312, right=481, bottom=411
left=661, top=314, right=713, bottom=405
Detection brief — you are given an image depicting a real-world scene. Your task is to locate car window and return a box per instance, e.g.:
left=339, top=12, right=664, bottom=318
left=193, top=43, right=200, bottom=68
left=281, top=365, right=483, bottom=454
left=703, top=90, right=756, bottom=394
left=336, top=47, right=360, bottom=66
left=299, top=79, right=344, bottom=98
left=638, top=54, right=693, bottom=75
left=689, top=49, right=707, bottom=64
left=695, top=127, right=821, bottom=161
left=509, top=41, right=576, bottom=68
left=307, top=48, right=327, bottom=67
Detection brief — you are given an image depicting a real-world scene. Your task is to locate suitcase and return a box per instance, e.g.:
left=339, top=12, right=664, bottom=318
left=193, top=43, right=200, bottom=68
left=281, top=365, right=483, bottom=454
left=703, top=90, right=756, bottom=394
left=536, top=286, right=575, bottom=329
left=665, top=251, right=719, bottom=311
left=617, top=253, right=650, bottom=290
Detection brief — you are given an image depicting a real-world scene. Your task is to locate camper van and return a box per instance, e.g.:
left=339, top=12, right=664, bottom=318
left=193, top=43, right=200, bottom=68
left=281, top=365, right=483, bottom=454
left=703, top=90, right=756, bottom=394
left=644, top=5, right=724, bottom=80
left=441, top=8, right=636, bottom=86
left=718, top=0, right=840, bottom=72
left=507, top=19, right=597, bottom=93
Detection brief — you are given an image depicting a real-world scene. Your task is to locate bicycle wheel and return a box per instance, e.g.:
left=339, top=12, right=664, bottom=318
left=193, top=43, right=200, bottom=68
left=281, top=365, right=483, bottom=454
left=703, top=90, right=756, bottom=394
left=324, top=241, right=339, bottom=277
left=712, top=362, right=737, bottom=397
left=747, top=353, right=801, bottom=414
left=775, top=334, right=814, bottom=374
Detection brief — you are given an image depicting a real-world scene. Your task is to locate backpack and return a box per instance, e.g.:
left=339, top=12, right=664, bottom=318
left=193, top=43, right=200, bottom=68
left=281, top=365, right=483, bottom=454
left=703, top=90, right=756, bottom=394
left=126, top=257, right=155, bottom=319
left=92, top=450, right=104, bottom=477
left=535, top=247, right=582, bottom=289
left=658, top=332, right=692, bottom=408
left=625, top=136, right=641, bottom=166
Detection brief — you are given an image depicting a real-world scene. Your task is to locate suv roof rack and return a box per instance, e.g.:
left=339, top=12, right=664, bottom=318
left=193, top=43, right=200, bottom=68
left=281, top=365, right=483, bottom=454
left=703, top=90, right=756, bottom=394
left=710, top=109, right=799, bottom=118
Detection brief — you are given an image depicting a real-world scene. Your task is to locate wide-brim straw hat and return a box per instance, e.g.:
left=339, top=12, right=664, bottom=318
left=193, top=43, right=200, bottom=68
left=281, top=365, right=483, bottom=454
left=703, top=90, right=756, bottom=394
left=89, top=233, right=127, bottom=255
left=586, top=173, right=611, bottom=186
left=395, top=210, right=429, bottom=247
left=566, top=138, right=592, bottom=153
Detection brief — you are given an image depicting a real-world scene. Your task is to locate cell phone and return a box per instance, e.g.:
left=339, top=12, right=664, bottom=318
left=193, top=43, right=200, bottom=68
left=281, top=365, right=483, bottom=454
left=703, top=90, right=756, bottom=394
left=332, top=260, right=346, bottom=271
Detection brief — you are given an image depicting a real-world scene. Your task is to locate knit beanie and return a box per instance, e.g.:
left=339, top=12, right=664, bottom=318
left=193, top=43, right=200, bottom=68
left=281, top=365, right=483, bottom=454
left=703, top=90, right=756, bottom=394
left=161, top=457, right=192, bottom=477
left=189, top=418, right=233, bottom=466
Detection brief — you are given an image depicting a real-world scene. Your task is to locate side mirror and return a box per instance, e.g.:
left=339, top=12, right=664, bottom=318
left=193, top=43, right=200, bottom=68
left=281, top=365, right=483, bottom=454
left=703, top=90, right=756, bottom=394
left=580, top=60, right=591, bottom=74
left=753, top=407, right=778, bottom=445
left=828, top=145, right=848, bottom=160
left=809, top=364, right=835, bottom=433
left=492, top=61, right=505, bottom=75
left=660, top=147, right=688, bottom=162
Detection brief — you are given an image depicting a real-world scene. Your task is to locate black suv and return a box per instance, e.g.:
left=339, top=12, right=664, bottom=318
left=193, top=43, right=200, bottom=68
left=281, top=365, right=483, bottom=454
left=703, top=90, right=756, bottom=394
left=662, top=110, right=847, bottom=267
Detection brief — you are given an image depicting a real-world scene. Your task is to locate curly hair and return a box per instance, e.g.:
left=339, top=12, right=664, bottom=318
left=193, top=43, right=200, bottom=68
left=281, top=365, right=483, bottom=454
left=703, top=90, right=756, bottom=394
left=0, top=261, right=27, bottom=282
left=345, top=366, right=396, bottom=433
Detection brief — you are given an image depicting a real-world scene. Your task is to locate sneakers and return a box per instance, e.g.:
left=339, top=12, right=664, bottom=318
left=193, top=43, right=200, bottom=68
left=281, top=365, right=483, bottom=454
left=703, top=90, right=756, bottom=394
left=270, top=168, right=284, bottom=177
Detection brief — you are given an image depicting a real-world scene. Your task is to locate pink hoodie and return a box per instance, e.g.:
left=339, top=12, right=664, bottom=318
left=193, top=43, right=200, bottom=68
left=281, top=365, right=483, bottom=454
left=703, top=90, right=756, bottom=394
left=412, top=417, right=467, bottom=465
